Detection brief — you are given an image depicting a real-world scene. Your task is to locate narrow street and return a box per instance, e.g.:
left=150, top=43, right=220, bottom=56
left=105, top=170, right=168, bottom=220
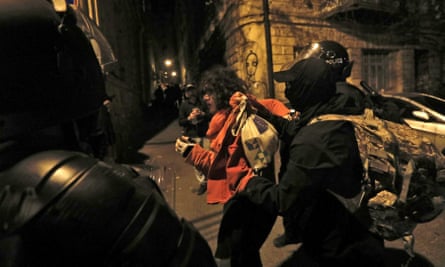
left=133, top=119, right=445, bottom=267
left=3, top=2, right=444, bottom=266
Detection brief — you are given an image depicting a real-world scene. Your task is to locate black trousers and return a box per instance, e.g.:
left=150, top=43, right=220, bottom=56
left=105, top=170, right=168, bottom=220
left=216, top=195, right=277, bottom=267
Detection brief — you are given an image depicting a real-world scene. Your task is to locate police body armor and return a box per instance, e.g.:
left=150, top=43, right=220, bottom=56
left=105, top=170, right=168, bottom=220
left=0, top=150, right=216, bottom=267
left=0, top=1, right=215, bottom=265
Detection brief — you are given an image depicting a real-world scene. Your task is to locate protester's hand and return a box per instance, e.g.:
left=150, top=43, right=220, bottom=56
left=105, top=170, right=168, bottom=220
left=188, top=108, right=202, bottom=124
left=175, top=136, right=195, bottom=157
left=284, top=109, right=300, bottom=121
left=231, top=91, right=264, bottom=112
left=103, top=99, right=112, bottom=112
left=229, top=91, right=248, bottom=108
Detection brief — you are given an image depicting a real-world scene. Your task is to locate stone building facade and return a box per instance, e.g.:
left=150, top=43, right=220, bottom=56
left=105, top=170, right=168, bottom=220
left=66, top=0, right=445, bottom=160
left=182, top=0, right=445, bottom=102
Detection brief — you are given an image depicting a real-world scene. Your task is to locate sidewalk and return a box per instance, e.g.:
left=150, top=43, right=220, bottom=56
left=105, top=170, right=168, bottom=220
left=136, top=119, right=296, bottom=266
left=135, top=119, right=445, bottom=267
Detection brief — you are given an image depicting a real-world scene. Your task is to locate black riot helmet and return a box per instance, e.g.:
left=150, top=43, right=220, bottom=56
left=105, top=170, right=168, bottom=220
left=284, top=40, right=353, bottom=82
left=0, top=0, right=107, bottom=164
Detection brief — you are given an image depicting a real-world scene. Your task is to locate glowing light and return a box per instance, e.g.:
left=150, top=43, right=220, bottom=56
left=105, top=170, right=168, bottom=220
left=164, top=59, right=172, bottom=67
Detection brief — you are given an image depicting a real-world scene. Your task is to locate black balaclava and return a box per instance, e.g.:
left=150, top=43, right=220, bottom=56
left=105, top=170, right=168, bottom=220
left=284, top=58, right=336, bottom=113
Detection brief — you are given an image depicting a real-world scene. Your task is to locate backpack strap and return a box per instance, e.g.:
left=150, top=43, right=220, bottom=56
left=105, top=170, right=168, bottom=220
left=231, top=96, right=249, bottom=137
left=307, top=109, right=403, bottom=208
left=308, top=109, right=438, bottom=259
left=308, top=109, right=399, bottom=181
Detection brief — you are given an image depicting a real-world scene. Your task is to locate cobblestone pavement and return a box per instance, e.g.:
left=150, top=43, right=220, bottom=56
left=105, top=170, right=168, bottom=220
left=134, top=119, right=445, bottom=267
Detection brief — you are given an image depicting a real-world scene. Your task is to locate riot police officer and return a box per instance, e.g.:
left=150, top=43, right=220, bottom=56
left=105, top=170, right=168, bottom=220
left=0, top=1, right=216, bottom=266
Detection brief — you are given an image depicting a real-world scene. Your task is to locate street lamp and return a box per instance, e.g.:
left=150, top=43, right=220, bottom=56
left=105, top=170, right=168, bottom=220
left=161, top=59, right=178, bottom=83
left=164, top=59, right=172, bottom=67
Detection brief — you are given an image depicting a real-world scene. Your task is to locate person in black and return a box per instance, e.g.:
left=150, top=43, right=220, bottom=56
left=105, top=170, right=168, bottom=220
left=274, top=40, right=366, bottom=247
left=178, top=83, right=210, bottom=194
left=178, top=83, right=209, bottom=143
left=0, top=2, right=216, bottom=266
left=153, top=81, right=182, bottom=125
left=218, top=57, right=386, bottom=266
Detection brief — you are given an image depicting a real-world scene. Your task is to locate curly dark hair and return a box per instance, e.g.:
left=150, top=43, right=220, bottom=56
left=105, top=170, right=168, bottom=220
left=198, top=65, right=248, bottom=110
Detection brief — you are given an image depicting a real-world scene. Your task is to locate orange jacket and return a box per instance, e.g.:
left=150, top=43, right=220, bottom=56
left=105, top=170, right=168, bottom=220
left=185, top=96, right=289, bottom=204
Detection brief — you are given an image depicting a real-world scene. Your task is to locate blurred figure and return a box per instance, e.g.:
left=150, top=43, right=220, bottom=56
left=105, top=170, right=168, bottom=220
left=153, top=80, right=181, bottom=125
left=0, top=1, right=216, bottom=266
left=178, top=83, right=211, bottom=195
left=87, top=96, right=116, bottom=162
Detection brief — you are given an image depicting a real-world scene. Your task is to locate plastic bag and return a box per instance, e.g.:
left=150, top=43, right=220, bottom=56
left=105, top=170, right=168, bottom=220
left=231, top=96, right=279, bottom=171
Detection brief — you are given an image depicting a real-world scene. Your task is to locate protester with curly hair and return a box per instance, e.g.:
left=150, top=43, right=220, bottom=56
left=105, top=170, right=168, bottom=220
left=174, top=65, right=289, bottom=266
left=175, top=64, right=289, bottom=204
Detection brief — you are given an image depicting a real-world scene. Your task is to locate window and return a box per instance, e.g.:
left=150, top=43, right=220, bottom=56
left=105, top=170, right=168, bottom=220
left=362, top=50, right=390, bottom=91
left=410, top=95, right=445, bottom=115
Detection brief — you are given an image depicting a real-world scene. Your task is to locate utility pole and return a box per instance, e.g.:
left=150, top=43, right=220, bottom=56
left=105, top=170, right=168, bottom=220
left=263, top=0, right=275, bottom=98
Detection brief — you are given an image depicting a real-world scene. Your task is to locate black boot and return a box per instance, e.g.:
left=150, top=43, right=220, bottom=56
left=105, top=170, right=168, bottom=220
left=192, top=182, right=207, bottom=195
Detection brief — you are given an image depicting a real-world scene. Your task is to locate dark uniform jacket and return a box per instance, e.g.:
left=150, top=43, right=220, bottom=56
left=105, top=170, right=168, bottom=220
left=217, top=93, right=385, bottom=266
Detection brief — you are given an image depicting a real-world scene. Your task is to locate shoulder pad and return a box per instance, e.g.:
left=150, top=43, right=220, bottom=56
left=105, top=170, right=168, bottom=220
left=0, top=150, right=135, bottom=234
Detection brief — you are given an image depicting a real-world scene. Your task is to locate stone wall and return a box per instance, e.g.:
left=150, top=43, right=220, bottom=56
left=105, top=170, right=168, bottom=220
left=76, top=0, right=152, bottom=162
left=209, top=0, right=443, bottom=100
